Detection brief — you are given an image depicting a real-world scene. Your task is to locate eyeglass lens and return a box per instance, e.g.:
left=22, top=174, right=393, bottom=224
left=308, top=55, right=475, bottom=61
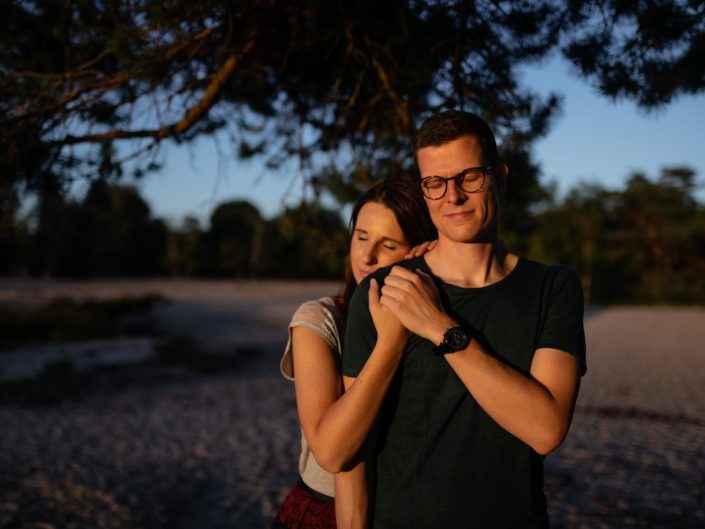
left=421, top=167, right=486, bottom=199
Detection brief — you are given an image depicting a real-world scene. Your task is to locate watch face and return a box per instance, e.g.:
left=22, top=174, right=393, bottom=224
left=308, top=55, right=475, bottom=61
left=445, top=328, right=469, bottom=350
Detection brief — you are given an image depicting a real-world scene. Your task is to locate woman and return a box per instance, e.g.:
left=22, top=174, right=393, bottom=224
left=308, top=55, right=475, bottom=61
left=272, top=180, right=437, bottom=529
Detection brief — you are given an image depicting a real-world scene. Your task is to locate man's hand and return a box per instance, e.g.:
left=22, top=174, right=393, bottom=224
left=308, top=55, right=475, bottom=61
left=369, top=278, right=410, bottom=350
left=379, top=266, right=456, bottom=343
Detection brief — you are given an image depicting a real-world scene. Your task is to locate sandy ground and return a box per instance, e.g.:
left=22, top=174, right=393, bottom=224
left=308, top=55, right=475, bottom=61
left=1, top=279, right=704, bottom=528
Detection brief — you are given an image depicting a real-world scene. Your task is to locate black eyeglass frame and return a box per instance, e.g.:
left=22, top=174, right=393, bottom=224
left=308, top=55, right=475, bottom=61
left=419, top=165, right=494, bottom=200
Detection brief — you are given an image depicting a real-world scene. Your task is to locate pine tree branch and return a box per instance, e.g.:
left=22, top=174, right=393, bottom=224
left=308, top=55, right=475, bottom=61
left=54, top=40, right=253, bottom=145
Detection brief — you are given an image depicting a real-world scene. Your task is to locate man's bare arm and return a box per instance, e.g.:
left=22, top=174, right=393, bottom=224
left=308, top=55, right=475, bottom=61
left=380, top=265, right=581, bottom=455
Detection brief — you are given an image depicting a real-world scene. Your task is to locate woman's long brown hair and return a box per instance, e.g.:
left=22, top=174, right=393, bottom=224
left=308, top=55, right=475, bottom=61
left=336, top=180, right=437, bottom=320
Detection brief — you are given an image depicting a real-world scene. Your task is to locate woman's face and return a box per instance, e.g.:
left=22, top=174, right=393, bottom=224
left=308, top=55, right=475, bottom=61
left=350, top=201, right=411, bottom=284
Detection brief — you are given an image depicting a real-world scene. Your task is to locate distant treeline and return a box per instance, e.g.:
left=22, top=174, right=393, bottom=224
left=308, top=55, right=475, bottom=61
left=2, top=167, right=704, bottom=305
left=1, top=179, right=347, bottom=281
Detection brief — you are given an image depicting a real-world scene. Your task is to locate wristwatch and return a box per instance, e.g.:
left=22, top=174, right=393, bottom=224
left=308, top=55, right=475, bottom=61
left=433, top=326, right=471, bottom=356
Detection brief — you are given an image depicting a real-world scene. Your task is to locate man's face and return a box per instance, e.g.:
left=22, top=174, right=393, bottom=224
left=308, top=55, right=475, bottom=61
left=417, top=135, right=505, bottom=245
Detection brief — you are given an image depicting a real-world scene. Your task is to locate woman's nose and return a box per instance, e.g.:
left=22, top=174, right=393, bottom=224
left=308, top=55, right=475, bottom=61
left=362, top=246, right=377, bottom=264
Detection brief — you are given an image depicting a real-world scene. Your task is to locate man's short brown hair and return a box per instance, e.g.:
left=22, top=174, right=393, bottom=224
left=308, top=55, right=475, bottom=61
left=414, top=110, right=498, bottom=168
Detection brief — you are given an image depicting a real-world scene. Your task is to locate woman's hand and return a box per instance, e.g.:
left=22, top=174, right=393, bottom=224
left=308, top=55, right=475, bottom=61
left=369, top=278, right=409, bottom=351
left=404, top=239, right=438, bottom=259
left=379, top=266, right=455, bottom=343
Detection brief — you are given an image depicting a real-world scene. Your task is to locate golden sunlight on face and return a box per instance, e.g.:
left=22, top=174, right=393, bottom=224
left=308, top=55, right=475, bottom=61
left=417, top=135, right=501, bottom=245
left=350, top=201, right=411, bottom=284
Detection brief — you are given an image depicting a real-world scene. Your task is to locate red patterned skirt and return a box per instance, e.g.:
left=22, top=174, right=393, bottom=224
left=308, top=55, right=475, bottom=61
left=271, top=478, right=336, bottom=529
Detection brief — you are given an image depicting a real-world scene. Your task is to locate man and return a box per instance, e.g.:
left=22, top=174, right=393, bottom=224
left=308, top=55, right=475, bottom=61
left=341, top=110, right=586, bottom=529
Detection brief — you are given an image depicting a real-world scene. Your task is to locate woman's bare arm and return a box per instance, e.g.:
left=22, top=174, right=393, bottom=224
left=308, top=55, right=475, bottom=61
left=293, top=279, right=406, bottom=473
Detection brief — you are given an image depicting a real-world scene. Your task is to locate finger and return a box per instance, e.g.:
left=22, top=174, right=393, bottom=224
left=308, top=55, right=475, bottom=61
left=382, top=275, right=421, bottom=297
left=412, top=242, right=429, bottom=257
left=388, top=265, right=420, bottom=281
left=415, top=269, right=437, bottom=289
left=379, top=293, right=402, bottom=311
left=416, top=268, right=433, bottom=283
left=405, top=242, right=427, bottom=259
left=411, top=240, right=439, bottom=257
left=368, top=278, right=380, bottom=308
left=380, top=282, right=409, bottom=302
left=415, top=269, right=442, bottom=301
left=406, top=245, right=422, bottom=258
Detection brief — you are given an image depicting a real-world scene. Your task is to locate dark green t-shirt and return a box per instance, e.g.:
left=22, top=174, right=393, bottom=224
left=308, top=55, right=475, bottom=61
left=342, top=256, right=586, bottom=529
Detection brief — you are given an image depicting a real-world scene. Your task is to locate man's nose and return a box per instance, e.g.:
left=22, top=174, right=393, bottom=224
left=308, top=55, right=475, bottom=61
left=445, top=178, right=466, bottom=204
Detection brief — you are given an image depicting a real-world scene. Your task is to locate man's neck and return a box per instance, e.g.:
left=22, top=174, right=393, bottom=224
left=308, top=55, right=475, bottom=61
left=424, top=238, right=519, bottom=289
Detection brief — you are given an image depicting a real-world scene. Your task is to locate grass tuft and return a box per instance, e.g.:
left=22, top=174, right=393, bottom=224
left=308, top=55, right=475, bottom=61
left=0, top=294, right=166, bottom=349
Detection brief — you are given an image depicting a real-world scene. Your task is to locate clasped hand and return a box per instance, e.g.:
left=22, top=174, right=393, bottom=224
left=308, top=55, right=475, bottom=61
left=368, top=277, right=409, bottom=350
left=377, top=266, right=449, bottom=342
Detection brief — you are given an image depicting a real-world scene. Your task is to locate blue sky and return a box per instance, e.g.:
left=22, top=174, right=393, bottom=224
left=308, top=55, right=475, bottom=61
left=127, top=55, right=705, bottom=226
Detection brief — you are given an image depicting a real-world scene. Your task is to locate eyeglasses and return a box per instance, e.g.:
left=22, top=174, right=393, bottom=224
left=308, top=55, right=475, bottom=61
left=420, top=165, right=493, bottom=200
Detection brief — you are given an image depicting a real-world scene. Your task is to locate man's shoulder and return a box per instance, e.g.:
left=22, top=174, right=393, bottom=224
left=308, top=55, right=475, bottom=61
left=515, top=258, right=584, bottom=307
left=517, top=256, right=581, bottom=283
left=353, top=256, right=425, bottom=300
left=370, top=255, right=425, bottom=280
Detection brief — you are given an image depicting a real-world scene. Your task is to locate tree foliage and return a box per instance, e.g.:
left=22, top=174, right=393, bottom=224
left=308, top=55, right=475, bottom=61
left=205, top=200, right=264, bottom=277
left=563, top=0, right=705, bottom=107
left=2, top=1, right=704, bottom=304
left=531, top=167, right=705, bottom=304
left=262, top=203, right=347, bottom=278
left=3, top=0, right=702, bottom=201
left=4, top=171, right=703, bottom=305
left=11, top=180, right=169, bottom=277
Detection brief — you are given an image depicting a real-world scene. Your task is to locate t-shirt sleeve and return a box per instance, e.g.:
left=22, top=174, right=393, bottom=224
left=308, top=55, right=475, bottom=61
left=341, top=277, right=377, bottom=378
left=537, top=267, right=587, bottom=375
left=280, top=299, right=340, bottom=381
